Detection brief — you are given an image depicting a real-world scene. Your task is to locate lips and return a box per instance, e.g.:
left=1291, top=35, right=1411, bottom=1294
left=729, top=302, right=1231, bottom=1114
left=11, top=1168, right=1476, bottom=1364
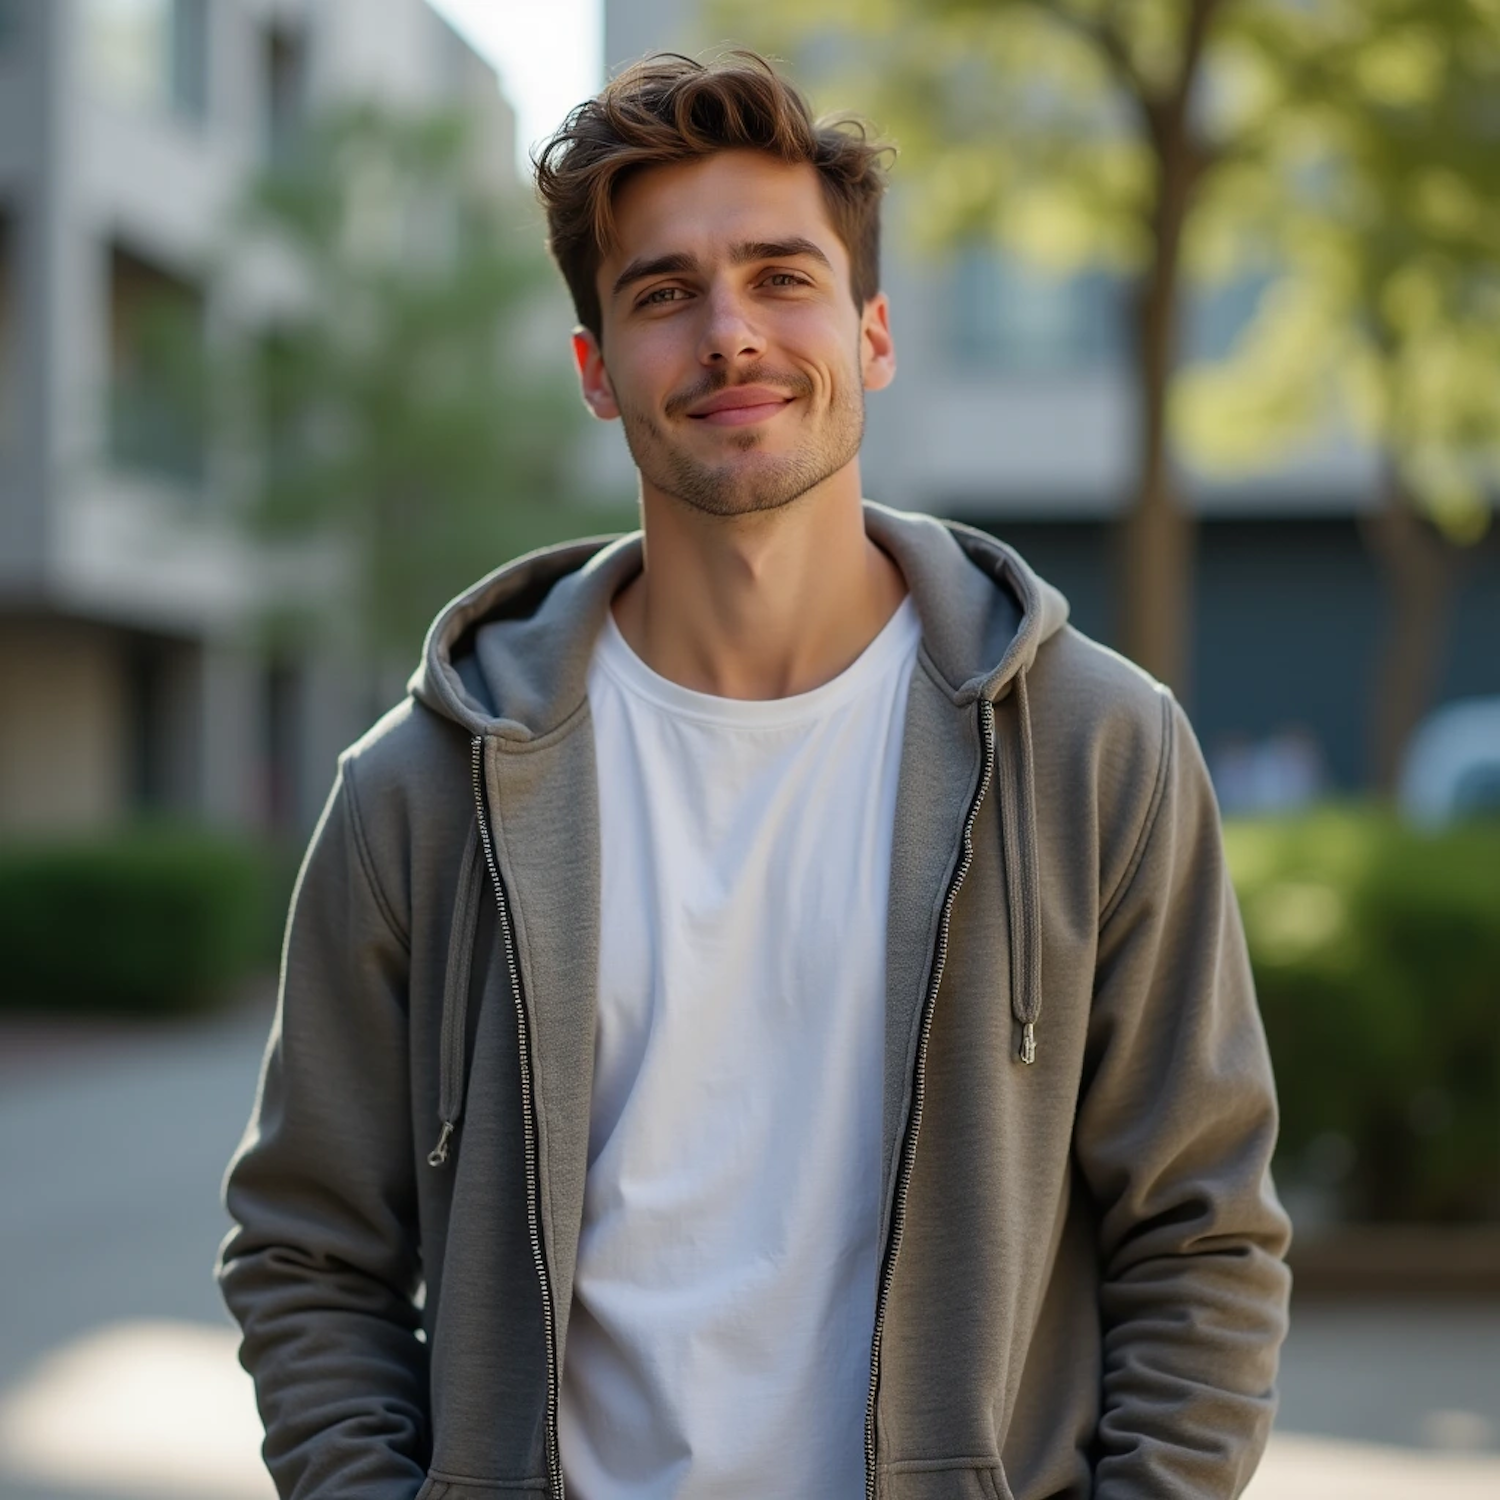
left=686, top=386, right=796, bottom=425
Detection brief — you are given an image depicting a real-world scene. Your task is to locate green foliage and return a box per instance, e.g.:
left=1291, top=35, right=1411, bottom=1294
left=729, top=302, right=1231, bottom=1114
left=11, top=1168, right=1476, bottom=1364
left=1226, top=808, right=1500, bottom=1222
left=1178, top=0, right=1500, bottom=541
left=0, top=829, right=290, bottom=1016
left=226, top=102, right=614, bottom=664
left=721, top=0, right=1163, bottom=268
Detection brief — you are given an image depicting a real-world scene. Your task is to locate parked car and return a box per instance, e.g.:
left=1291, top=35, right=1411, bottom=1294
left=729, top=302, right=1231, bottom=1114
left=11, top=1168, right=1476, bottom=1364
left=1399, top=696, right=1500, bottom=827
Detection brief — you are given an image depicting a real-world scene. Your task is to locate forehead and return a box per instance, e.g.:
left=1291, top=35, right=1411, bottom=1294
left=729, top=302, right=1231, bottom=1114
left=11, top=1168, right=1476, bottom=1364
left=603, top=150, right=848, bottom=279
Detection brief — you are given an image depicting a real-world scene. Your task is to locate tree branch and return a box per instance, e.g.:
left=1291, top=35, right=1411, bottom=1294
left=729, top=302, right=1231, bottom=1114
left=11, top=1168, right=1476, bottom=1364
left=1158, top=0, right=1225, bottom=184
left=1035, top=0, right=1153, bottom=108
left=1175, top=0, right=1223, bottom=117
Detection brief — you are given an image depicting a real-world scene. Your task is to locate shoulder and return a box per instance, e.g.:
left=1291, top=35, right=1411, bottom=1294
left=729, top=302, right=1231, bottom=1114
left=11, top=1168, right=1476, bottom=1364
left=333, top=696, right=477, bottom=917
left=340, top=696, right=471, bottom=801
left=1025, top=624, right=1183, bottom=910
left=1031, top=623, right=1174, bottom=747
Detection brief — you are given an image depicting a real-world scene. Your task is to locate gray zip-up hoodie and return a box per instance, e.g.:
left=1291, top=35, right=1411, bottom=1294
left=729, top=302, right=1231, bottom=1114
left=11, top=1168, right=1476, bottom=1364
left=219, top=503, right=1291, bottom=1500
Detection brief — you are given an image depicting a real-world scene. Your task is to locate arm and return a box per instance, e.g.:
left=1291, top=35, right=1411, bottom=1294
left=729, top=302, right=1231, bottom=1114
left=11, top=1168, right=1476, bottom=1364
left=1077, top=693, right=1291, bottom=1499
left=217, top=755, right=429, bottom=1500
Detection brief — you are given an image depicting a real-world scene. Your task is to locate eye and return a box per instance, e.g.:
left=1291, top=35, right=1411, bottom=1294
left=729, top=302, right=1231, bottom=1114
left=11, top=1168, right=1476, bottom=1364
left=764, top=272, right=808, bottom=288
left=639, top=285, right=689, bottom=307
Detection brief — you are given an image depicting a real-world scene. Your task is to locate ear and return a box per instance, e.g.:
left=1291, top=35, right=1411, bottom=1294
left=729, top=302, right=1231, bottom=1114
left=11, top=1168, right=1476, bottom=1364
left=572, top=327, right=620, bottom=421
left=859, top=292, right=896, bottom=393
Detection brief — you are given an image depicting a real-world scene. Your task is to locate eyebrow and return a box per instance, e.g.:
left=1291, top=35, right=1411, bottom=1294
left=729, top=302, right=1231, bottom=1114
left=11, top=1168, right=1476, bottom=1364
left=611, top=237, right=834, bottom=299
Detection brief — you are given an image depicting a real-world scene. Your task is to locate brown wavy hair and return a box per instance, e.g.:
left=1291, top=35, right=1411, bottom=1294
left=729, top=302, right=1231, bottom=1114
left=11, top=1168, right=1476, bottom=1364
left=533, top=51, right=893, bottom=341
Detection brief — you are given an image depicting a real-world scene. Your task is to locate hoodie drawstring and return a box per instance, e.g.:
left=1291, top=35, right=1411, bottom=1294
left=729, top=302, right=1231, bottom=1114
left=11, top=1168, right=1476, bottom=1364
left=997, top=670, right=1043, bottom=1064
left=428, top=815, right=483, bottom=1167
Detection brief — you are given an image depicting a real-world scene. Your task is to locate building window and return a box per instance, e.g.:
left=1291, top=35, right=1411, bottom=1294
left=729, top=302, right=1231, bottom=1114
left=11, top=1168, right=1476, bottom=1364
left=264, top=24, right=308, bottom=163
left=126, top=635, right=171, bottom=813
left=0, top=212, right=13, bottom=453
left=169, top=0, right=209, bottom=122
left=86, top=0, right=162, bottom=115
left=256, top=323, right=316, bottom=490
left=85, top=0, right=209, bottom=124
left=264, top=656, right=302, bottom=831
left=947, top=245, right=1125, bottom=374
left=107, top=243, right=206, bottom=487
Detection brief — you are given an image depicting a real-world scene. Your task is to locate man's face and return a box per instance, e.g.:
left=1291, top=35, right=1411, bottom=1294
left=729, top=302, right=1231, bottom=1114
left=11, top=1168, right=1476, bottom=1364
left=574, top=150, right=895, bottom=518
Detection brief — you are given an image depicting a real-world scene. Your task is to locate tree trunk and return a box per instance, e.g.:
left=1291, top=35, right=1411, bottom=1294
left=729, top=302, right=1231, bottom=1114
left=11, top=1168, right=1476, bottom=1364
left=1120, top=258, right=1194, bottom=695
left=1363, top=472, right=1463, bottom=799
left=1118, top=117, right=1198, bottom=696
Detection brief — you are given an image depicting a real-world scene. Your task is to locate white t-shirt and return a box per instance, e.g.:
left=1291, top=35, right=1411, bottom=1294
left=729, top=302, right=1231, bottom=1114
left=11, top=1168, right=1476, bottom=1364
left=558, top=596, right=922, bottom=1500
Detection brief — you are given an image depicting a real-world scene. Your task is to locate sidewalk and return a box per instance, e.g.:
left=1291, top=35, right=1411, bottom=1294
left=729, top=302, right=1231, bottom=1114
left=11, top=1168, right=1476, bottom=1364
left=1248, top=1434, right=1500, bottom=1499
left=1, top=1003, right=1497, bottom=1499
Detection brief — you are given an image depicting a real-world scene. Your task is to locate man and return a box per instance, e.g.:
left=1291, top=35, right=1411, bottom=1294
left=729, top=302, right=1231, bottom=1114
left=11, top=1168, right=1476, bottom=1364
left=219, top=51, right=1291, bottom=1500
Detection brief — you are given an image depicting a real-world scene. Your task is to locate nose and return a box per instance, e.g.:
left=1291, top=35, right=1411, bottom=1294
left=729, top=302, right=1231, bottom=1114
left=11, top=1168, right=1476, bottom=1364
left=696, top=283, right=764, bottom=367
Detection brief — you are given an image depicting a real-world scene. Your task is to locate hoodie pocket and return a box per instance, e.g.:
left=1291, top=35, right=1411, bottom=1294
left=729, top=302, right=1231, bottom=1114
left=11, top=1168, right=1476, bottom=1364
left=413, top=1479, right=448, bottom=1500
left=885, top=1463, right=1013, bottom=1500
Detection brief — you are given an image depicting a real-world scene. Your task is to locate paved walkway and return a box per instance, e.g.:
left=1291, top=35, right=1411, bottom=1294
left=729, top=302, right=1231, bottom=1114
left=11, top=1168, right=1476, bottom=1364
left=1, top=1003, right=1497, bottom=1499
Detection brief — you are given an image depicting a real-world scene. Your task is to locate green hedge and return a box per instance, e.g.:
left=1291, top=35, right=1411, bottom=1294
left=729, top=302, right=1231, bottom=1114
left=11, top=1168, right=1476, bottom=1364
left=1226, top=809, right=1500, bottom=1224
left=0, top=827, right=291, bottom=1017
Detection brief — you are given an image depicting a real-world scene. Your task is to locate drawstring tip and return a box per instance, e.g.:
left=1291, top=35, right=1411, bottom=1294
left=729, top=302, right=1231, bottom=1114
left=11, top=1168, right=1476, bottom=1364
left=1020, top=1022, right=1036, bottom=1066
left=427, top=1120, right=456, bottom=1167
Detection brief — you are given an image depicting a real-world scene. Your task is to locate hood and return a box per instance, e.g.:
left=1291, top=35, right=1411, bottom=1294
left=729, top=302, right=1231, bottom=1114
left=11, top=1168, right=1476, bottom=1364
left=409, top=502, right=1070, bottom=738
left=411, top=502, right=1068, bottom=1124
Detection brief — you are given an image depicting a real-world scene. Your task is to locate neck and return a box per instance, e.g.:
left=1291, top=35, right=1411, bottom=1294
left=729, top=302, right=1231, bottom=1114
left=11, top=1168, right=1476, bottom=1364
left=612, top=464, right=907, bottom=699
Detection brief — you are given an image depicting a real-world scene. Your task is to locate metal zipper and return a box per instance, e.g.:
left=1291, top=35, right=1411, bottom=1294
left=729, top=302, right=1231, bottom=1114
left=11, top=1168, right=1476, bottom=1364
left=863, top=697, right=996, bottom=1500
left=471, top=735, right=564, bottom=1498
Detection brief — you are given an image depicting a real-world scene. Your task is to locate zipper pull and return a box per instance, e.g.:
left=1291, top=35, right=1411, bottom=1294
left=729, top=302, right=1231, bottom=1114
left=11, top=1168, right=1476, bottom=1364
left=427, top=1120, right=456, bottom=1167
left=1020, top=1022, right=1036, bottom=1066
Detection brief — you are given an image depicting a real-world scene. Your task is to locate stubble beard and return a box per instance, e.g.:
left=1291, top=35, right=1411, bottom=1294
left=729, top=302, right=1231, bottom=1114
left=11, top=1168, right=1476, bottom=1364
left=617, top=362, right=866, bottom=519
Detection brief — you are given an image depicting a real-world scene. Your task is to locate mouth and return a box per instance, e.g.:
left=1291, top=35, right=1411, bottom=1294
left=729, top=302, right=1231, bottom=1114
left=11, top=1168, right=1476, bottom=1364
left=685, top=386, right=797, bottom=427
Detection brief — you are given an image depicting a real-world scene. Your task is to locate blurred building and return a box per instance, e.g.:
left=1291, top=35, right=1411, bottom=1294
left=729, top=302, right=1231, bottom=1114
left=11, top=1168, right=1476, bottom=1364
left=600, top=0, right=1500, bottom=794
left=0, top=0, right=516, bottom=836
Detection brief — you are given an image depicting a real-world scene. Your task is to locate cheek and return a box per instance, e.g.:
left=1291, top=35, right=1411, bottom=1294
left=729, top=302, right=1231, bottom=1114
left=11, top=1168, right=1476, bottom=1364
left=615, top=325, right=698, bottom=401
left=603, top=354, right=661, bottom=414
left=783, top=302, right=862, bottom=358
left=782, top=324, right=864, bottom=400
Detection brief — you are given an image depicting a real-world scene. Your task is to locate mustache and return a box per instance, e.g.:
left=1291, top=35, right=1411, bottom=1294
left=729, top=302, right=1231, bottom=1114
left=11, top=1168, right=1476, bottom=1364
left=663, top=364, right=815, bottom=420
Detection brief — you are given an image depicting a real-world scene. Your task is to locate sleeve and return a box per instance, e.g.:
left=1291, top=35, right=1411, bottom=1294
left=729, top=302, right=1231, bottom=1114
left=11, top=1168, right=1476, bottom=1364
left=217, top=754, right=430, bottom=1500
left=1077, top=693, right=1292, bottom=1499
